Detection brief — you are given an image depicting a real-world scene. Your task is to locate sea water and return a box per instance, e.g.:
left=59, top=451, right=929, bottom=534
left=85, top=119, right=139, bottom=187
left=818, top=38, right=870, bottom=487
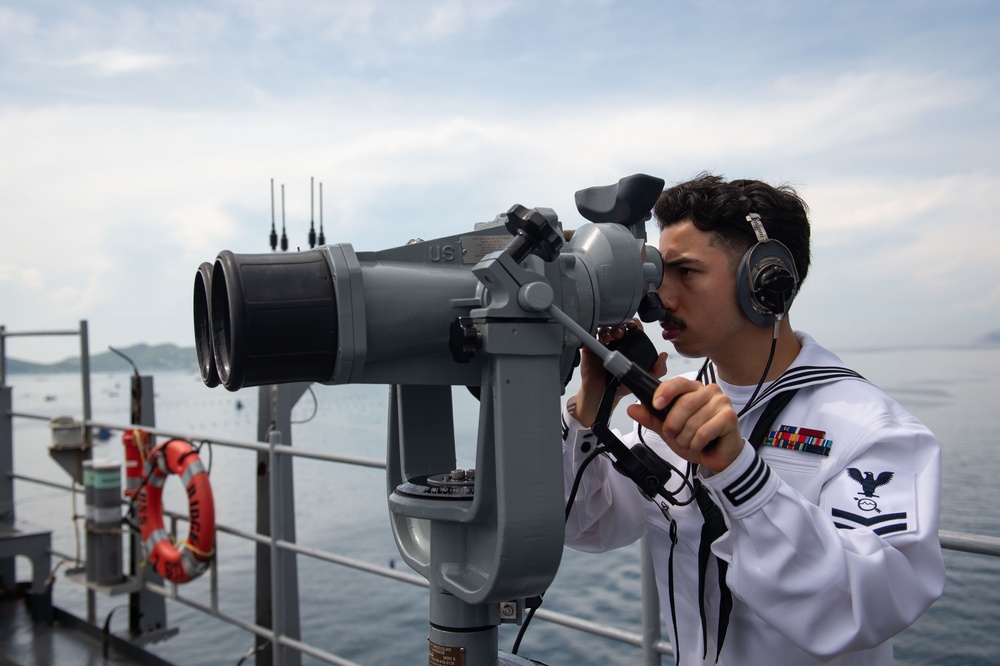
left=6, top=345, right=999, bottom=665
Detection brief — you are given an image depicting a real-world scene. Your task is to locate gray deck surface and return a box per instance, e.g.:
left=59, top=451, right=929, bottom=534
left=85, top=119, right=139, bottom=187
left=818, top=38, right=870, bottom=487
left=0, top=595, right=169, bottom=666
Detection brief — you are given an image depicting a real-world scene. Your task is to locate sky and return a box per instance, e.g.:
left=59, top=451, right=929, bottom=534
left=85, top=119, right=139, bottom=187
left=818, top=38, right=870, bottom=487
left=1, top=0, right=999, bottom=364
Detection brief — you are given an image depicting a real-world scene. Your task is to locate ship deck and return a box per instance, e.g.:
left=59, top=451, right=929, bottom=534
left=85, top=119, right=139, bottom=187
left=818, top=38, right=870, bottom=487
left=0, top=593, right=171, bottom=666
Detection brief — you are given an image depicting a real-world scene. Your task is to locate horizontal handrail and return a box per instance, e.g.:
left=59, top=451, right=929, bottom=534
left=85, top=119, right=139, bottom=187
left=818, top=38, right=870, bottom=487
left=939, top=530, right=1000, bottom=556
left=5, top=409, right=388, bottom=469
left=11, top=470, right=1000, bottom=561
left=0, top=329, right=81, bottom=338
left=7, top=401, right=1000, bottom=666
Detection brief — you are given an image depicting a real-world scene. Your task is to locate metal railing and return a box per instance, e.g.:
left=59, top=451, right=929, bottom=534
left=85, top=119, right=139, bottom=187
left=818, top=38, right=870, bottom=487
left=8, top=419, right=676, bottom=665
left=3, top=322, right=1000, bottom=666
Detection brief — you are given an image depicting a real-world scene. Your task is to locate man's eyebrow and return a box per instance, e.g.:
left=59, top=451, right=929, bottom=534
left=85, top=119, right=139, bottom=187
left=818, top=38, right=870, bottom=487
left=662, top=255, right=704, bottom=268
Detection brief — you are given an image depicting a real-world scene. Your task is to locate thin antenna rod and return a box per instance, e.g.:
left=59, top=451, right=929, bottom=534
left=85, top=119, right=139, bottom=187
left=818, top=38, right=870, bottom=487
left=318, top=182, right=326, bottom=245
left=269, top=178, right=278, bottom=251
left=308, top=176, right=317, bottom=248
left=280, top=184, right=289, bottom=251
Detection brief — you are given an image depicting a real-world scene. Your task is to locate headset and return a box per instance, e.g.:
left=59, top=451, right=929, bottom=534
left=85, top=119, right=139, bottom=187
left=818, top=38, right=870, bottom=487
left=735, top=208, right=800, bottom=327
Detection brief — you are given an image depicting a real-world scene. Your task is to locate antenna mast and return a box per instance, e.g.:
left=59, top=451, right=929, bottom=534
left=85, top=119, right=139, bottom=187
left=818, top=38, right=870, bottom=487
left=318, top=182, right=326, bottom=245
left=280, top=184, right=289, bottom=251
left=269, top=178, right=278, bottom=251
left=309, top=177, right=317, bottom=248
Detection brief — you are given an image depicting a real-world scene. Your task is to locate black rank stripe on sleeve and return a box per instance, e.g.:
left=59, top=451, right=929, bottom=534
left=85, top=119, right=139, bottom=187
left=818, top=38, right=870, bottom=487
left=831, top=508, right=909, bottom=536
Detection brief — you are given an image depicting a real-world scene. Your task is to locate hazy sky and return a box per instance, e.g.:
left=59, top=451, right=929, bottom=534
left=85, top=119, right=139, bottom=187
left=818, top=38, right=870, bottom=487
left=2, top=0, right=998, bottom=364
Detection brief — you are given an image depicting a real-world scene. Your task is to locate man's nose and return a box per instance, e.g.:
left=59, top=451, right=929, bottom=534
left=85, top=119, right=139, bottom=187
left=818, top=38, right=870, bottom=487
left=656, top=281, right=678, bottom=312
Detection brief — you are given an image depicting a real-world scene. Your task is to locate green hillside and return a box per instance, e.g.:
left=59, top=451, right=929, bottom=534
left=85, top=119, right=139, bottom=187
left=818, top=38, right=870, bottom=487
left=6, top=343, right=198, bottom=374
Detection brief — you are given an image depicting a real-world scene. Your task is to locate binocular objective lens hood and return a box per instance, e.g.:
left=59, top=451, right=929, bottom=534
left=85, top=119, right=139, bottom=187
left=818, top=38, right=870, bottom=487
left=196, top=249, right=339, bottom=391
left=193, top=262, right=220, bottom=388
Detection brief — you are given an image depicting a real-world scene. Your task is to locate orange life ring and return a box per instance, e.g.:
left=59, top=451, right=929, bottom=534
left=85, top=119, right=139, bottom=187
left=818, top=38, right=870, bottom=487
left=138, top=439, right=216, bottom=583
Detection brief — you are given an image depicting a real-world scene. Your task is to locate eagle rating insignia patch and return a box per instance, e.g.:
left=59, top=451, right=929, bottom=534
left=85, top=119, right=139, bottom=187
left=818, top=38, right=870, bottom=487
left=829, top=466, right=912, bottom=536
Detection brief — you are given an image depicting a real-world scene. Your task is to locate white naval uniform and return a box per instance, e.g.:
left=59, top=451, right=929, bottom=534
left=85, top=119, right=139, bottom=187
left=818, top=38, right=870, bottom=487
left=562, top=332, right=945, bottom=665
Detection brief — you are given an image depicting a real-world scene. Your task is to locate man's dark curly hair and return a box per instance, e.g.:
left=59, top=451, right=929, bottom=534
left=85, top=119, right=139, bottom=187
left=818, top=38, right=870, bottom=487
left=653, top=173, right=811, bottom=285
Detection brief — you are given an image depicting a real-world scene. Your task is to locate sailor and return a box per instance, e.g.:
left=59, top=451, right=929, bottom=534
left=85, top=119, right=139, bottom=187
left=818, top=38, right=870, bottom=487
left=562, top=174, right=945, bottom=664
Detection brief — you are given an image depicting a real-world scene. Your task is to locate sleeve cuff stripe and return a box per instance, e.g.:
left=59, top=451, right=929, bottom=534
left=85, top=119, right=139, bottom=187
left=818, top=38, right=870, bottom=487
left=723, top=455, right=771, bottom=506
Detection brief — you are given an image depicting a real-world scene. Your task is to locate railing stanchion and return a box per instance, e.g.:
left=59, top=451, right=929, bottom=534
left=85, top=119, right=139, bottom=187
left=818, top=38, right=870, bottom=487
left=640, top=536, right=663, bottom=665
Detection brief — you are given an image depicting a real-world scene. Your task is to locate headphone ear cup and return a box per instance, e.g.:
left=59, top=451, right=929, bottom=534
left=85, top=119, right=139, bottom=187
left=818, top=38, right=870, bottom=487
left=736, top=240, right=799, bottom=327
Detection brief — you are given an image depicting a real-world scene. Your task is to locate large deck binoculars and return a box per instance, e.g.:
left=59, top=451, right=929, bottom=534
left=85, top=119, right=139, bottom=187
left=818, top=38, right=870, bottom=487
left=192, top=174, right=666, bottom=665
left=193, top=174, right=665, bottom=394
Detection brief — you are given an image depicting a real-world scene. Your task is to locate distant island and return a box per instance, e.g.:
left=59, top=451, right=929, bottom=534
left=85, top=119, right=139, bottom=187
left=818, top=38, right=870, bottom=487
left=976, top=330, right=1000, bottom=346
left=5, top=343, right=198, bottom=375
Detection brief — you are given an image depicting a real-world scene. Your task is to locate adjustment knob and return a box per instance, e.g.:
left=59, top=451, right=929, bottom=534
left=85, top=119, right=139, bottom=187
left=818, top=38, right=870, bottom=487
left=504, top=204, right=563, bottom=263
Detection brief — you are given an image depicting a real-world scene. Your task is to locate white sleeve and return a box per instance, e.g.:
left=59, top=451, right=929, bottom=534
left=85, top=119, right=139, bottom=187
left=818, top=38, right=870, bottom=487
left=561, top=405, right=648, bottom=552
left=702, top=417, right=945, bottom=659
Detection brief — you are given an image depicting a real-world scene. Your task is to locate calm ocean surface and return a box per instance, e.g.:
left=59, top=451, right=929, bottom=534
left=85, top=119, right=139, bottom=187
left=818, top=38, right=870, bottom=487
left=7, top=345, right=1000, bottom=665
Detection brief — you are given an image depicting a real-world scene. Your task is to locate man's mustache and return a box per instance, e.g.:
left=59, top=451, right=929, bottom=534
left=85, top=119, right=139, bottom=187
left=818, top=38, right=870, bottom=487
left=660, top=314, right=686, bottom=330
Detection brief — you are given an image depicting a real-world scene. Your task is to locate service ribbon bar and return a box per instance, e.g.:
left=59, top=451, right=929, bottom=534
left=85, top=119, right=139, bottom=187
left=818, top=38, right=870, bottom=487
left=764, top=424, right=832, bottom=457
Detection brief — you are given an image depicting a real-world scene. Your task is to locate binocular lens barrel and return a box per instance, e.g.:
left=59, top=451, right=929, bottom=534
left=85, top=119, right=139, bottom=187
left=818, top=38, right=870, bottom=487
left=193, top=262, right=220, bottom=387
left=193, top=249, right=340, bottom=391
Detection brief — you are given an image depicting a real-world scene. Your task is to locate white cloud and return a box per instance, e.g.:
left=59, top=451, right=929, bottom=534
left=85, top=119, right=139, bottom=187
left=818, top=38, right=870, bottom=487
left=71, top=48, right=180, bottom=76
left=768, top=70, right=967, bottom=149
left=794, top=171, right=1000, bottom=343
left=0, top=264, right=45, bottom=289
left=213, top=0, right=517, bottom=46
left=0, top=254, right=113, bottom=316
left=806, top=178, right=962, bottom=236
left=167, top=203, right=244, bottom=263
left=967, top=282, right=1000, bottom=313
left=0, top=64, right=988, bottom=273
left=412, top=0, right=515, bottom=40
left=0, top=6, right=36, bottom=35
